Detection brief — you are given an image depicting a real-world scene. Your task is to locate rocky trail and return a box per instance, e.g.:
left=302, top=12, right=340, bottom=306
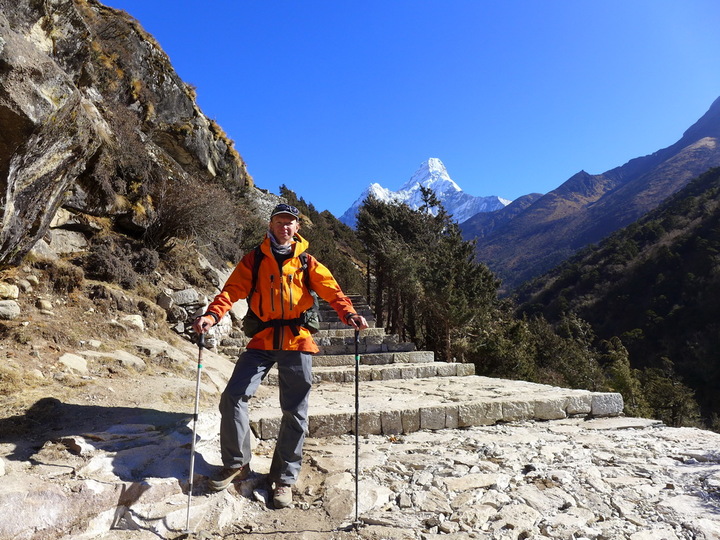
left=2, top=294, right=720, bottom=539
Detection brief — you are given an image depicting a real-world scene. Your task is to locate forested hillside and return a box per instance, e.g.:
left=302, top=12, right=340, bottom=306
left=516, top=167, right=720, bottom=426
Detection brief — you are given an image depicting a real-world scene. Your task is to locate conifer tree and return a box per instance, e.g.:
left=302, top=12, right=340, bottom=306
left=602, top=337, right=651, bottom=418
left=357, top=189, right=499, bottom=362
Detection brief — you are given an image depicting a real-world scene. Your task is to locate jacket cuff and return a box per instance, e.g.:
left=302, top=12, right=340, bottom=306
left=203, top=311, right=220, bottom=324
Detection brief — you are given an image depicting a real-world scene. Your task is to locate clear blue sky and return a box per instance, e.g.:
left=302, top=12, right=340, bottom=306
left=105, top=0, right=720, bottom=217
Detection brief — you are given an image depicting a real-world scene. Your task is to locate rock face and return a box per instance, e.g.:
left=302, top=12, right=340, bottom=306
left=0, top=0, right=252, bottom=264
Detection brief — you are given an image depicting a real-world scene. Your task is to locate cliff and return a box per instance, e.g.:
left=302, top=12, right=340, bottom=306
left=0, top=0, right=253, bottom=265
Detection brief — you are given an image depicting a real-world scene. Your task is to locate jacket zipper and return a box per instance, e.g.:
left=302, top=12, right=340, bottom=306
left=288, top=275, right=294, bottom=311
left=276, top=258, right=284, bottom=349
left=270, top=274, right=275, bottom=312
left=278, top=270, right=285, bottom=349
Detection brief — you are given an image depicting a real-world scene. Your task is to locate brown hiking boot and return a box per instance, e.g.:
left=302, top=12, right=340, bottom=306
left=273, top=484, right=293, bottom=508
left=209, top=464, right=250, bottom=492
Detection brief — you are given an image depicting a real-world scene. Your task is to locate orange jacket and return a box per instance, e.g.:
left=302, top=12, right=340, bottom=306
left=205, top=233, right=357, bottom=353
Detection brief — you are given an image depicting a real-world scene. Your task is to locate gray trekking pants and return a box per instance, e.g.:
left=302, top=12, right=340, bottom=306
left=219, top=348, right=312, bottom=486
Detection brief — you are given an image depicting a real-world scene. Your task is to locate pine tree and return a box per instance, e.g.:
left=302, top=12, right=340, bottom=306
left=601, top=336, right=651, bottom=417
left=357, top=189, right=500, bottom=362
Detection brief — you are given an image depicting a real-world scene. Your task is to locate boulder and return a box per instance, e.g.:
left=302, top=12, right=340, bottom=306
left=58, top=353, right=88, bottom=375
left=0, top=300, right=20, bottom=320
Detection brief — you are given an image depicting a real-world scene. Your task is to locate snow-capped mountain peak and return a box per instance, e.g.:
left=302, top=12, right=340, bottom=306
left=400, top=157, right=461, bottom=193
left=338, top=158, right=511, bottom=228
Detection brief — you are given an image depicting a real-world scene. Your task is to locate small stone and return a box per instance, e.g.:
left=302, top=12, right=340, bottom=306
left=36, top=299, right=53, bottom=311
left=120, top=314, right=144, bottom=332
left=0, top=283, right=19, bottom=299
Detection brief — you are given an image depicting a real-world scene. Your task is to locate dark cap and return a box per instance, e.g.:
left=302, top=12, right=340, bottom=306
left=271, top=203, right=300, bottom=220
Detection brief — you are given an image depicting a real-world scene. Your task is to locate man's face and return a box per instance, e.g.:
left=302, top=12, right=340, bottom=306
left=269, top=214, right=300, bottom=245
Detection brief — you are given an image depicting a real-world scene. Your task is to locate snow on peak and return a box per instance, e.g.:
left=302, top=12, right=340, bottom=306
left=401, top=158, right=461, bottom=193
left=338, top=158, right=511, bottom=227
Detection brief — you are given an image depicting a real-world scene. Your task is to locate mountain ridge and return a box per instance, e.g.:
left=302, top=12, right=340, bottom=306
left=463, top=95, right=720, bottom=291
left=1, top=2, right=720, bottom=538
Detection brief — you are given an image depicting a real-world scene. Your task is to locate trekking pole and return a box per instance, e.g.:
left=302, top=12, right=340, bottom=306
left=353, top=328, right=361, bottom=529
left=185, top=333, right=204, bottom=534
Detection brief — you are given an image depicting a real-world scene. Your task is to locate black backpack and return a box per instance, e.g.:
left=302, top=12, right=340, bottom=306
left=241, top=246, right=321, bottom=338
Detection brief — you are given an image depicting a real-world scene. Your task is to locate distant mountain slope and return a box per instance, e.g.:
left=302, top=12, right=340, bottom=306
left=516, top=167, right=720, bottom=420
left=339, top=158, right=509, bottom=227
left=461, top=192, right=543, bottom=239
left=465, top=96, right=720, bottom=292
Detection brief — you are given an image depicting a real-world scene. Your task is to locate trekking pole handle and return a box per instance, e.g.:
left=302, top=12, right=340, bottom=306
left=197, top=332, right=205, bottom=350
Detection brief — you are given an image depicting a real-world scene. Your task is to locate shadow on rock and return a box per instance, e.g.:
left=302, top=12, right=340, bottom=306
left=0, top=396, right=215, bottom=483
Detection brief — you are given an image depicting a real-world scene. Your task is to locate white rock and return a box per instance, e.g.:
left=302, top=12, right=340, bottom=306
left=172, top=288, right=199, bottom=306
left=36, top=299, right=53, bottom=311
left=0, top=300, right=20, bottom=320
left=0, top=283, right=19, bottom=299
left=120, top=314, right=144, bottom=331
left=112, top=350, right=147, bottom=370
left=58, top=353, right=88, bottom=374
left=48, top=229, right=87, bottom=254
left=444, top=472, right=506, bottom=492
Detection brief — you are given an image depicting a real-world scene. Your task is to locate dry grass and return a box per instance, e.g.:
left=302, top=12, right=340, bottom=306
left=0, top=261, right=179, bottom=420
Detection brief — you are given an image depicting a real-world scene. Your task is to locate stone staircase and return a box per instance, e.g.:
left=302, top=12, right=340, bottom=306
left=233, top=294, right=625, bottom=440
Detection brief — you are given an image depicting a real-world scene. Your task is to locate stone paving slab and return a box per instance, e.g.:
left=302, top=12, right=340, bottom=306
left=249, top=375, right=624, bottom=440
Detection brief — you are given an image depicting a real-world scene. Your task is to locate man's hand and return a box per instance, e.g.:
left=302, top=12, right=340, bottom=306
left=193, top=314, right=216, bottom=334
left=347, top=313, right=369, bottom=331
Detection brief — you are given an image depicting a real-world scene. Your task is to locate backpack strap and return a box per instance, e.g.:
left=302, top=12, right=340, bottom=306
left=247, top=246, right=263, bottom=313
left=298, top=252, right=313, bottom=292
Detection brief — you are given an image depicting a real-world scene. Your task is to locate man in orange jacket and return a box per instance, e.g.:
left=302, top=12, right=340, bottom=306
left=193, top=203, right=368, bottom=508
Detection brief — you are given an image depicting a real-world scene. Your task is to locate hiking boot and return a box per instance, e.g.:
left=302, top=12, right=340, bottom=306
left=273, top=484, right=293, bottom=508
left=209, top=464, right=250, bottom=492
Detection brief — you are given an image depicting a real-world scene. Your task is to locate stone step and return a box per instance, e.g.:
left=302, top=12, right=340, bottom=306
left=317, top=320, right=377, bottom=330
left=217, top=328, right=398, bottom=356
left=248, top=375, right=625, bottom=440
left=314, top=327, right=386, bottom=338
left=315, top=340, right=415, bottom=356
left=265, top=360, right=476, bottom=385
left=312, top=350, right=434, bottom=367
left=318, top=306, right=374, bottom=317
left=317, top=295, right=375, bottom=325
left=216, top=348, right=432, bottom=364
left=218, top=327, right=388, bottom=347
